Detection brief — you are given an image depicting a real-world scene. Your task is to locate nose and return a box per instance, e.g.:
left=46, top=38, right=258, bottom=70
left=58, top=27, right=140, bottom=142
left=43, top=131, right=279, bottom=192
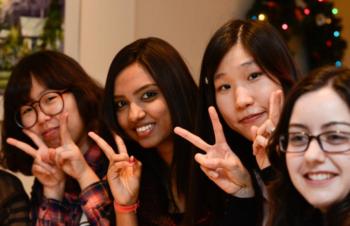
left=128, top=102, right=146, bottom=122
left=304, top=138, right=326, bottom=164
left=36, top=106, right=51, bottom=125
left=235, top=86, right=254, bottom=109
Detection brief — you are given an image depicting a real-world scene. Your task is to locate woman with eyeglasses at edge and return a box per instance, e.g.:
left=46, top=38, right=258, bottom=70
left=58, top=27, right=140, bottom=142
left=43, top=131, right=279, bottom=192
left=88, top=37, right=198, bottom=226
left=1, top=50, right=115, bottom=225
left=266, top=66, right=350, bottom=226
left=173, top=19, right=298, bottom=226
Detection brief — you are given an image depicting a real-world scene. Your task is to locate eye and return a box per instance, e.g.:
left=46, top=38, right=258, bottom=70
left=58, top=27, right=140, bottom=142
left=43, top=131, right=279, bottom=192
left=20, top=106, right=35, bottom=116
left=114, top=100, right=128, bottom=111
left=247, top=72, right=264, bottom=81
left=42, top=93, right=60, bottom=105
left=216, top=84, right=231, bottom=92
left=322, top=132, right=350, bottom=145
left=288, top=133, right=308, bottom=146
left=141, top=91, right=158, bottom=101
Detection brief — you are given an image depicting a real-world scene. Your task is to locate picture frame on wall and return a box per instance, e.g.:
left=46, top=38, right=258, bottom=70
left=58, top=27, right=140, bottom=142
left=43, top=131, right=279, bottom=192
left=0, top=0, right=68, bottom=93
left=0, top=0, right=80, bottom=122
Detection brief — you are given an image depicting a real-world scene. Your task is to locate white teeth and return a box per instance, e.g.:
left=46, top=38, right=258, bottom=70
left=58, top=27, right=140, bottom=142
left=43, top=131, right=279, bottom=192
left=136, top=124, right=153, bottom=133
left=307, top=173, right=333, bottom=181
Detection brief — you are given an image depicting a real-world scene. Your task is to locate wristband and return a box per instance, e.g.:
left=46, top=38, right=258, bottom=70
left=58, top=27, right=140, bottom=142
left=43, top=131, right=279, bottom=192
left=114, top=200, right=139, bottom=213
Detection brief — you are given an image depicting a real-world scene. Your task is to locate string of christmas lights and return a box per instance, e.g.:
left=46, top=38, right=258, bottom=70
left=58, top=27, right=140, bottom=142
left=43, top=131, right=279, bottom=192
left=246, top=0, right=347, bottom=71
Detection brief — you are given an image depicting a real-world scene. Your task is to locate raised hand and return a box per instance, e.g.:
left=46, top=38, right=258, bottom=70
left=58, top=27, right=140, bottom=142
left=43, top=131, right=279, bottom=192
left=251, top=90, right=283, bottom=169
left=54, top=112, right=99, bottom=189
left=88, top=132, right=142, bottom=205
left=174, top=106, right=254, bottom=198
left=7, top=130, right=65, bottom=200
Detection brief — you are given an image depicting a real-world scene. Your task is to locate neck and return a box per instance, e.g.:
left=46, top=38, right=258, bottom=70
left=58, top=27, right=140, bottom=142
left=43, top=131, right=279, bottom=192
left=156, top=137, right=174, bottom=166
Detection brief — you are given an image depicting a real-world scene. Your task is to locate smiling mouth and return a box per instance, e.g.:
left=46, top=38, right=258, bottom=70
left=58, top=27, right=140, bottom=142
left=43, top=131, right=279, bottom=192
left=135, top=123, right=155, bottom=137
left=304, top=172, right=336, bottom=181
left=239, top=112, right=265, bottom=124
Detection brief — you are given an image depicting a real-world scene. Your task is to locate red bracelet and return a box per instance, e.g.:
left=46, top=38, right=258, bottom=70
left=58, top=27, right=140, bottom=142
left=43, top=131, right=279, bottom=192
left=114, top=200, right=139, bottom=213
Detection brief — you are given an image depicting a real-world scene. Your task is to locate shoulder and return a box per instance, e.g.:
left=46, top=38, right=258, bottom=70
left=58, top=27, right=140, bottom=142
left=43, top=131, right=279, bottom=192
left=0, top=170, right=23, bottom=187
left=0, top=170, right=27, bottom=197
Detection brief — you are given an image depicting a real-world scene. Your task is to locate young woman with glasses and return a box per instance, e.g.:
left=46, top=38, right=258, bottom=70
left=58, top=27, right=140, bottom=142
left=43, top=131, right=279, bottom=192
left=1, top=50, right=114, bottom=225
left=267, top=66, right=350, bottom=226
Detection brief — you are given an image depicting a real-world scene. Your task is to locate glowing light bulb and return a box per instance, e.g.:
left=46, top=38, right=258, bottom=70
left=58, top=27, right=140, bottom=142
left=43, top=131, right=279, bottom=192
left=282, top=23, right=288, bottom=30
left=333, top=31, right=340, bottom=37
left=335, top=60, right=342, bottom=67
left=304, top=8, right=311, bottom=15
left=258, top=14, right=266, bottom=21
left=332, top=8, right=338, bottom=15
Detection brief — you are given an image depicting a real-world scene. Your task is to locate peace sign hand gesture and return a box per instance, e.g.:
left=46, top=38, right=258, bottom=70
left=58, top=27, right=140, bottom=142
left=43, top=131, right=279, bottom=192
left=174, top=106, right=254, bottom=198
left=88, top=132, right=142, bottom=205
left=6, top=130, right=66, bottom=200
left=251, top=90, right=283, bottom=170
left=55, top=113, right=99, bottom=190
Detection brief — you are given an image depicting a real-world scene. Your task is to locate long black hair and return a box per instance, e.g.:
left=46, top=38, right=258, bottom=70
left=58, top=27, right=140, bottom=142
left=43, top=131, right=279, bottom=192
left=103, top=37, right=198, bottom=212
left=185, top=19, right=298, bottom=225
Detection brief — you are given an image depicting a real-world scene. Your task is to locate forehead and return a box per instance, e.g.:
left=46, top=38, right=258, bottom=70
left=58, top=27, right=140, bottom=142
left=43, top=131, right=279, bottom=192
left=290, top=87, right=350, bottom=127
left=114, top=63, right=155, bottom=94
left=29, top=76, right=49, bottom=99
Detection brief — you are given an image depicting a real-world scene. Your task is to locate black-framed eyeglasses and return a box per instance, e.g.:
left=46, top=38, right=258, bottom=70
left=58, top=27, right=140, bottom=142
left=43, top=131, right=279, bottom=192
left=279, top=130, right=350, bottom=153
left=15, top=90, right=69, bottom=129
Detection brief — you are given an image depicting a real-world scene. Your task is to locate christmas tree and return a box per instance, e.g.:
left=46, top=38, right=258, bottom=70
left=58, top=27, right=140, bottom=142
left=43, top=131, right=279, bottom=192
left=247, top=0, right=347, bottom=71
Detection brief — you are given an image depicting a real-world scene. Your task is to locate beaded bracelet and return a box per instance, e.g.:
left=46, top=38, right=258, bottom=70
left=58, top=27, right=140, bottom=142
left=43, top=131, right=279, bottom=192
left=114, top=200, right=140, bottom=213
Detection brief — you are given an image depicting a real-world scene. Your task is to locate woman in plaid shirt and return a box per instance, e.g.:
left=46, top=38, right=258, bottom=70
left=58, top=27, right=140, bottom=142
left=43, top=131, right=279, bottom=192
left=1, top=50, right=115, bottom=225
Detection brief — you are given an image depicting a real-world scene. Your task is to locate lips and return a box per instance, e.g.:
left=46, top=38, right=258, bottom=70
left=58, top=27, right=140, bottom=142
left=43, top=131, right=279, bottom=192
left=135, top=123, right=155, bottom=137
left=304, top=172, right=337, bottom=181
left=42, top=127, right=60, bottom=140
left=238, top=112, right=266, bottom=124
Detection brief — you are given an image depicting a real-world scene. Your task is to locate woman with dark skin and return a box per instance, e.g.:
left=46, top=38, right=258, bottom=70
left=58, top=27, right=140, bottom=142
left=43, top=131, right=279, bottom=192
left=89, top=37, right=198, bottom=226
left=267, top=66, right=350, bottom=226
left=174, top=19, right=298, bottom=225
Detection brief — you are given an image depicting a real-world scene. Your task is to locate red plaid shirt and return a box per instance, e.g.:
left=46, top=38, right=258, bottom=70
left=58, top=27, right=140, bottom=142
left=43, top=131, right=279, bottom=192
left=31, top=144, right=114, bottom=226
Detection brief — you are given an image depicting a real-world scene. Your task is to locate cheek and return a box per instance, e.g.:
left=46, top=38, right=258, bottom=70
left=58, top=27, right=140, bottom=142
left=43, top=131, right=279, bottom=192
left=216, top=95, right=237, bottom=123
left=116, top=112, right=128, bottom=130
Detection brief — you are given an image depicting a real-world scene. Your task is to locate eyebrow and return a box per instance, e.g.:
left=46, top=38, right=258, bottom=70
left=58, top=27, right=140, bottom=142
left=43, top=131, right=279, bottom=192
left=114, top=83, right=158, bottom=99
left=288, top=124, right=307, bottom=130
left=322, top=121, right=350, bottom=129
left=214, top=59, right=256, bottom=81
left=289, top=122, right=350, bottom=130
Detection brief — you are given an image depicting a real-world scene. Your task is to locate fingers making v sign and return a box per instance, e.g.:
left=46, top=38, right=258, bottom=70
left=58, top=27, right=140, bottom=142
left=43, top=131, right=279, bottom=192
left=54, top=112, right=100, bottom=189
left=88, top=132, right=142, bottom=205
left=251, top=90, right=283, bottom=170
left=7, top=129, right=65, bottom=200
left=174, top=106, right=254, bottom=198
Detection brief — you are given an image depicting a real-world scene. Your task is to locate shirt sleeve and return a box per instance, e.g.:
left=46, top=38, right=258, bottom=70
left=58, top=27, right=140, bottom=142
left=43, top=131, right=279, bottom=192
left=0, top=188, right=31, bottom=226
left=36, top=198, right=67, bottom=226
left=80, top=180, right=113, bottom=226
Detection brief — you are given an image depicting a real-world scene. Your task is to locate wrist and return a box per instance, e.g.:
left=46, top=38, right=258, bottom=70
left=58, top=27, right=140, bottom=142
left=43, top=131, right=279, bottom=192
left=114, top=200, right=139, bottom=214
left=231, top=185, right=255, bottom=198
left=78, top=168, right=99, bottom=190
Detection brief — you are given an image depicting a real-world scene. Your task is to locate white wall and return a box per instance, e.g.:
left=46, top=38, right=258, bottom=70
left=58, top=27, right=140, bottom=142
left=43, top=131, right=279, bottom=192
left=78, top=0, right=253, bottom=84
